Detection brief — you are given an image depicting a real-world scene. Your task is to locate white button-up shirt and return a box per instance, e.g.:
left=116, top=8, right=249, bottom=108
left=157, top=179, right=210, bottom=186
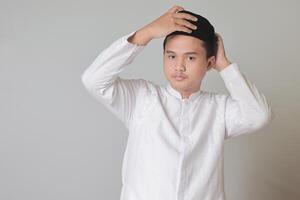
left=81, top=30, right=273, bottom=200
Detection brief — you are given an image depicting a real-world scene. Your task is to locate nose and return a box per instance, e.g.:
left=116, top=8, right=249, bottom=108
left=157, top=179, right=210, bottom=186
left=175, top=58, right=186, bottom=72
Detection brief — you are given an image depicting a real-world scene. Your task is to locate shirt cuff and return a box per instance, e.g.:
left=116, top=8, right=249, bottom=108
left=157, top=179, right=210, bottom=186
left=219, top=62, right=241, bottom=81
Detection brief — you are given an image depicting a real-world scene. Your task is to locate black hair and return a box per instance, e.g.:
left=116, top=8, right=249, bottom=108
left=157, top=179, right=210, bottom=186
left=162, top=10, right=219, bottom=60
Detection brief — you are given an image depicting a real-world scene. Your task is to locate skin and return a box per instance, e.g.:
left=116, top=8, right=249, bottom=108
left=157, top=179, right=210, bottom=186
left=163, top=35, right=214, bottom=99
left=128, top=5, right=232, bottom=99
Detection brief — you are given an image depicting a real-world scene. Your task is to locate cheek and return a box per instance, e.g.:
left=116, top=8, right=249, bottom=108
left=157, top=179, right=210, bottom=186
left=188, top=66, right=206, bottom=79
left=163, top=59, right=170, bottom=68
left=163, top=64, right=172, bottom=79
left=163, top=59, right=172, bottom=71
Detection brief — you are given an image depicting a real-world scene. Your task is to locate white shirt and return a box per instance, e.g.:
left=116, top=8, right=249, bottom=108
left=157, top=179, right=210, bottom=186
left=81, top=30, right=273, bottom=200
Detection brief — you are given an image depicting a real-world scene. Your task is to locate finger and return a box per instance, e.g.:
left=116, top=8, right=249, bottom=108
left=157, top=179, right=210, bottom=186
left=169, top=5, right=184, bottom=13
left=174, top=18, right=197, bottom=30
left=215, top=32, right=222, bottom=40
left=175, top=24, right=193, bottom=33
left=173, top=12, right=198, bottom=22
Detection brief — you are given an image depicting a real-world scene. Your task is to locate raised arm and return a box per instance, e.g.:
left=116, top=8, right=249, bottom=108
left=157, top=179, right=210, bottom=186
left=219, top=63, right=273, bottom=140
left=211, top=33, right=272, bottom=140
left=81, top=5, right=199, bottom=129
left=81, top=30, right=147, bottom=130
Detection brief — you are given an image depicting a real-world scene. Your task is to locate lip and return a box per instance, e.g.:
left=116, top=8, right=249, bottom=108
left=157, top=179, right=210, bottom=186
left=173, top=74, right=187, bottom=81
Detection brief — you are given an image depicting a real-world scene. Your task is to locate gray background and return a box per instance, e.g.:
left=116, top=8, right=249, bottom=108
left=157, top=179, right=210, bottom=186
left=1, top=0, right=299, bottom=199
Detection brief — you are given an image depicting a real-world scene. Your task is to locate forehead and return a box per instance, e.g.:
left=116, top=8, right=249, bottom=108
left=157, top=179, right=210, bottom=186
left=165, top=35, right=205, bottom=54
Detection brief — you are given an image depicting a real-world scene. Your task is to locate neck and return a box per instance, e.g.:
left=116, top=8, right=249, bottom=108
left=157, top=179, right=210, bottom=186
left=178, top=86, right=201, bottom=99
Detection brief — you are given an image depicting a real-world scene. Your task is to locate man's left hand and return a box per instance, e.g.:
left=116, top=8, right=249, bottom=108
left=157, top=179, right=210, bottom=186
left=211, top=32, right=232, bottom=72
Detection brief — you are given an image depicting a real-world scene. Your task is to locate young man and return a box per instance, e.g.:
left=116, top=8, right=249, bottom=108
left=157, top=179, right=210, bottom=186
left=81, top=5, right=272, bottom=200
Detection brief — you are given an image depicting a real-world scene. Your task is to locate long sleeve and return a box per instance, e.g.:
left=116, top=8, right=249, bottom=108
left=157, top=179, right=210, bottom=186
left=219, top=63, right=273, bottom=140
left=81, top=30, right=147, bottom=130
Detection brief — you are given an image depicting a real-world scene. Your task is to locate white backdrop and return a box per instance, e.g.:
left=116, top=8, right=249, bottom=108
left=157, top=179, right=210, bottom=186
left=1, top=0, right=299, bottom=199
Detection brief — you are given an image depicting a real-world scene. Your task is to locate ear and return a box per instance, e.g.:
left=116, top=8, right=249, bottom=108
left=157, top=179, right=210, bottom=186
left=207, top=56, right=216, bottom=71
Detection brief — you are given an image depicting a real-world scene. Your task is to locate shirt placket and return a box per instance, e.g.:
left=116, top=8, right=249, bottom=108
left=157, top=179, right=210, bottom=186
left=177, top=98, right=191, bottom=200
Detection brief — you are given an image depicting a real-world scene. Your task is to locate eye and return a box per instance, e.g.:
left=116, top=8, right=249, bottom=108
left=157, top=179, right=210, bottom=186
left=168, top=55, right=175, bottom=59
left=188, top=56, right=196, bottom=61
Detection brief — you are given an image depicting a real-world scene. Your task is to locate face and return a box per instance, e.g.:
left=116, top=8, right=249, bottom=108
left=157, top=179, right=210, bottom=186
left=163, top=35, right=215, bottom=98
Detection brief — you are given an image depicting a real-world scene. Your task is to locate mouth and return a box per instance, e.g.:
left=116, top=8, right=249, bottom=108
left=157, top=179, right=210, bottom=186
left=173, top=74, right=187, bottom=81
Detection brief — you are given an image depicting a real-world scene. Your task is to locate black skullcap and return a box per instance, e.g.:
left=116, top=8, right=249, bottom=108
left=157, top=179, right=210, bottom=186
left=163, top=10, right=217, bottom=56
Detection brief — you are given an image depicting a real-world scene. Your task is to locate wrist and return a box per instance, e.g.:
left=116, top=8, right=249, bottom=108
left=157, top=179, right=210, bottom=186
left=217, top=59, right=231, bottom=72
left=128, top=27, right=153, bottom=46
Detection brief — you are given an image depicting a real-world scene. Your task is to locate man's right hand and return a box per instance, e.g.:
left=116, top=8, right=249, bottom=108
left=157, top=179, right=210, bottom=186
left=128, top=5, right=198, bottom=46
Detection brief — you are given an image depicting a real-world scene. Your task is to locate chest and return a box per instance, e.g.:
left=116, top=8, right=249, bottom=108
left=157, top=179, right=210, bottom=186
left=132, top=90, right=224, bottom=139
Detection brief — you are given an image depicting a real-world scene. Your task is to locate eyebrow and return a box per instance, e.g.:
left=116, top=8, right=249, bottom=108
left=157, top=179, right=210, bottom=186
left=165, top=50, right=199, bottom=55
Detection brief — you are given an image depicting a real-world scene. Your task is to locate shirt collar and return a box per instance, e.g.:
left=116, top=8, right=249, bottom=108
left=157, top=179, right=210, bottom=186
left=165, top=83, right=203, bottom=102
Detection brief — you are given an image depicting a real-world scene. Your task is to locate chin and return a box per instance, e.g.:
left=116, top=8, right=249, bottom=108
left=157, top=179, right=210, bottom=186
left=172, top=81, right=188, bottom=89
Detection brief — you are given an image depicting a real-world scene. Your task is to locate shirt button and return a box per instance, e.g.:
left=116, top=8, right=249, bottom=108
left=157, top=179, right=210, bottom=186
left=182, top=118, right=189, bottom=128
left=179, top=142, right=185, bottom=153
left=183, top=136, right=189, bottom=143
left=182, top=118, right=189, bottom=124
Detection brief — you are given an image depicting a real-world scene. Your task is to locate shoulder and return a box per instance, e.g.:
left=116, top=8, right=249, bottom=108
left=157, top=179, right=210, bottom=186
left=118, top=78, right=161, bottom=101
left=116, top=77, right=150, bottom=95
left=201, top=90, right=229, bottom=105
left=137, top=79, right=163, bottom=97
